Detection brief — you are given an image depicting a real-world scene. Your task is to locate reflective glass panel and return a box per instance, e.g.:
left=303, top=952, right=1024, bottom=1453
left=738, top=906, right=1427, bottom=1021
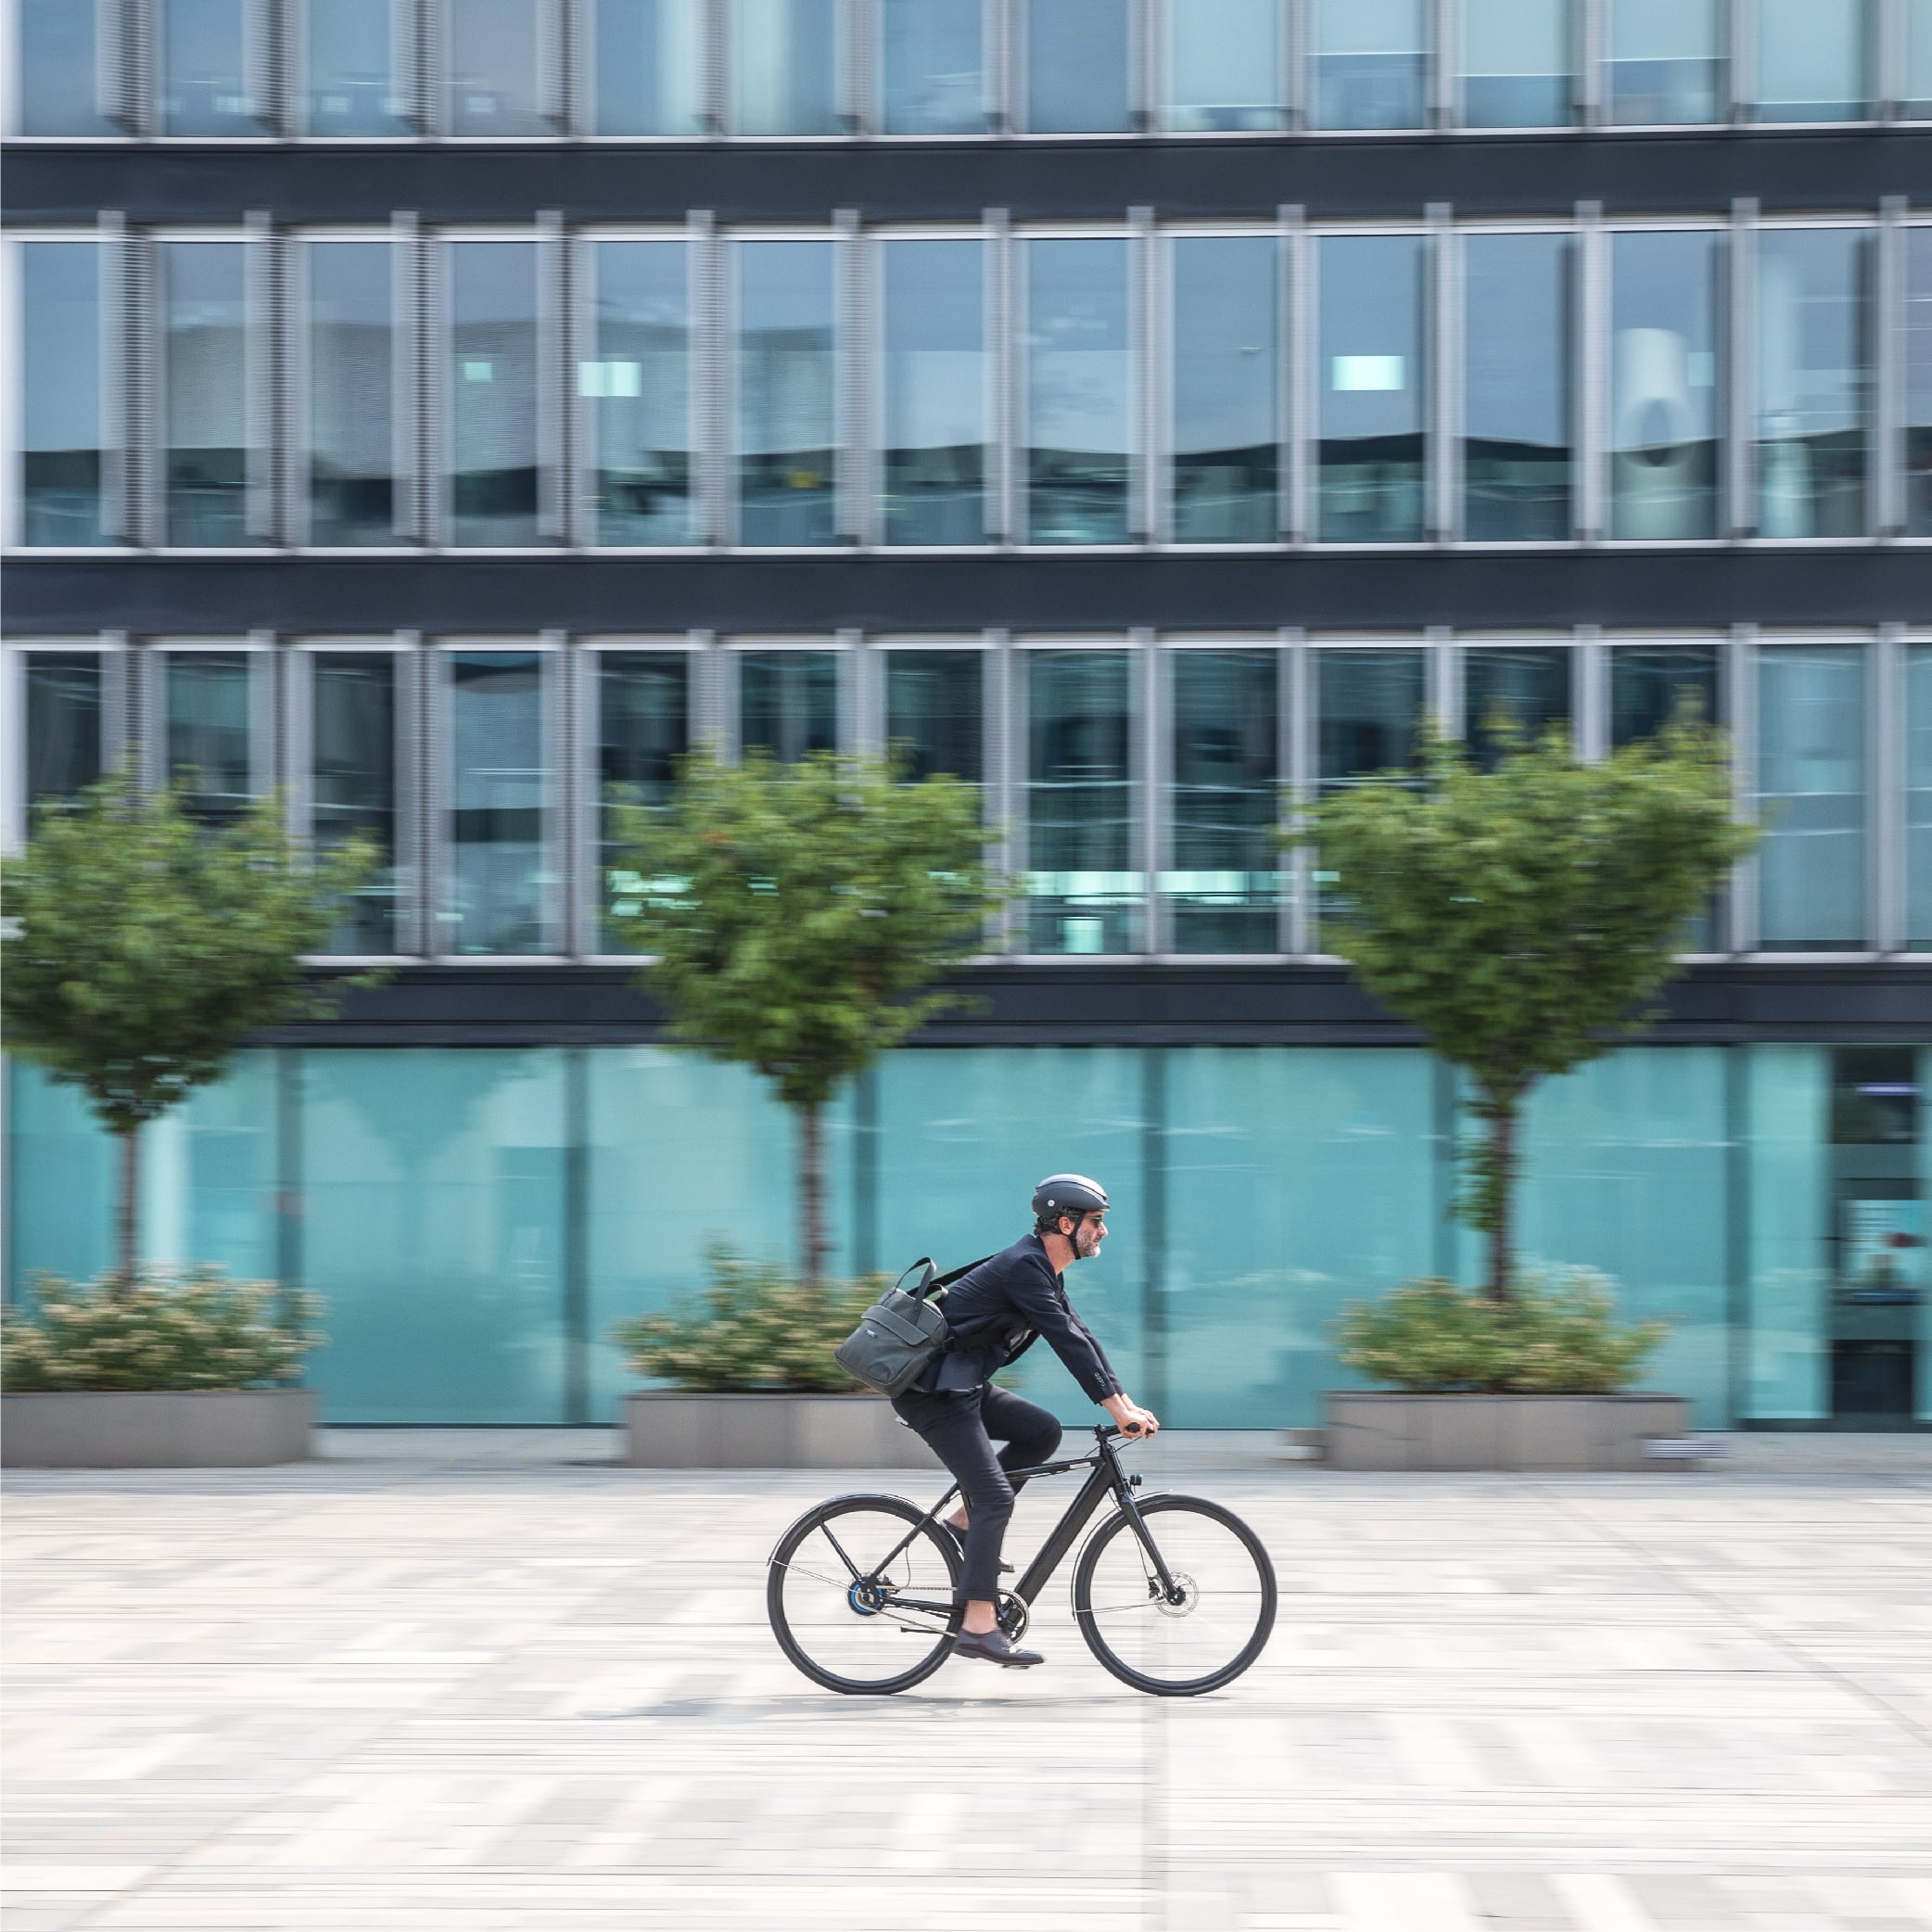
left=161, top=242, right=255, bottom=547
left=592, top=0, right=706, bottom=133
left=1315, top=648, right=1427, bottom=937
left=23, top=655, right=104, bottom=808
left=303, top=0, right=411, bottom=135
left=311, top=653, right=400, bottom=953
left=740, top=651, right=839, bottom=759
left=1163, top=0, right=1284, bottom=131
left=886, top=649, right=984, bottom=783
left=165, top=651, right=254, bottom=824
left=1609, top=644, right=1720, bottom=742
left=1610, top=229, right=1722, bottom=540
left=1606, top=0, right=1722, bottom=123
left=1025, top=238, right=1132, bottom=545
left=1465, top=646, right=1571, bottom=765
left=599, top=652, right=689, bottom=947
left=1462, top=0, right=1573, bottom=126
left=15, top=0, right=117, bottom=134
left=1024, top=0, right=1132, bottom=132
left=1026, top=650, right=1138, bottom=953
left=1463, top=234, right=1571, bottom=540
left=1755, top=229, right=1872, bottom=539
left=1168, top=650, right=1279, bottom=953
left=1743, top=1046, right=1830, bottom=1417
left=306, top=241, right=395, bottom=546
left=1907, top=230, right=1932, bottom=537
left=1753, top=0, right=1867, bottom=119
left=1908, top=645, right=1932, bottom=947
left=1756, top=645, right=1866, bottom=949
left=730, top=0, right=839, bottom=132
left=736, top=241, right=837, bottom=545
left=447, top=0, right=546, bottom=133
left=449, top=241, right=540, bottom=547
left=445, top=651, right=553, bottom=954
left=160, top=0, right=261, bottom=134
left=1169, top=237, right=1277, bottom=543
left=880, top=0, right=985, bottom=133
left=19, top=242, right=107, bottom=546
left=1316, top=235, right=1426, bottom=542
left=1310, top=0, right=1426, bottom=129
left=587, top=241, right=692, bottom=545
left=1911, top=0, right=1932, bottom=115
left=881, top=239, right=986, bottom=545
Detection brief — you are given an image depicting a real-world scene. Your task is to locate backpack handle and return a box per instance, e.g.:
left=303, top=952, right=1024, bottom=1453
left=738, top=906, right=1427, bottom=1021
left=895, top=1257, right=941, bottom=1302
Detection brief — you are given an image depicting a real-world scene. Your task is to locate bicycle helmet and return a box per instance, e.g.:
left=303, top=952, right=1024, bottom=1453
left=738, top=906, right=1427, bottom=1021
left=1032, top=1174, right=1110, bottom=1243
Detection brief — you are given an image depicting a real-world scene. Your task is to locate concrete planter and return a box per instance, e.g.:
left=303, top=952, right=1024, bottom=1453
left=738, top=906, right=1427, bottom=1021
left=624, top=1391, right=943, bottom=1469
left=1324, top=1392, right=1693, bottom=1472
left=1, top=1390, right=317, bottom=1468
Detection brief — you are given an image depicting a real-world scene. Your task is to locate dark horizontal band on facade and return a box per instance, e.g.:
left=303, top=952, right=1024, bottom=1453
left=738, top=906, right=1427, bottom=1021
left=5, top=130, right=1928, bottom=226
left=7, top=548, right=1928, bottom=635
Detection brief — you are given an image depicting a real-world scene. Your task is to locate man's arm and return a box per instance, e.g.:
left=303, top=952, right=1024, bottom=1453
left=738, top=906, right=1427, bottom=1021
left=1002, top=1258, right=1124, bottom=1405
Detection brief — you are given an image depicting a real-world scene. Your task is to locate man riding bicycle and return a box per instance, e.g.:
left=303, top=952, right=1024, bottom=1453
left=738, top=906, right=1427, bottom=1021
left=891, top=1173, right=1161, bottom=1670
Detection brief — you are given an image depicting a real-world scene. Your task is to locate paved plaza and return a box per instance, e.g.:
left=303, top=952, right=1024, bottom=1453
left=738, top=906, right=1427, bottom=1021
left=4, top=1430, right=1931, bottom=1932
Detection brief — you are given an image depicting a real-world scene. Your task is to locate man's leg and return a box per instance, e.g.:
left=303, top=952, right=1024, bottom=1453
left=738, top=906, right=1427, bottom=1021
left=896, top=1391, right=1016, bottom=1621
left=944, top=1389, right=1063, bottom=1532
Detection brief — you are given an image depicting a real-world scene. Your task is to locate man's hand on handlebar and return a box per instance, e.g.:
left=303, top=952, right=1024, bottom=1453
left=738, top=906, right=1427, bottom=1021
left=1103, top=1393, right=1161, bottom=1439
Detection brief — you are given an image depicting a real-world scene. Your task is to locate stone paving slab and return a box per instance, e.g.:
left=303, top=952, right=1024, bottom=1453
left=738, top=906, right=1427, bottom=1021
left=4, top=1434, right=1929, bottom=1931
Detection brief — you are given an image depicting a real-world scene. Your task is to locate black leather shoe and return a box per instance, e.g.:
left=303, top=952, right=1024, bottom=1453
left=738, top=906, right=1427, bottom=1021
left=952, top=1629, right=1044, bottom=1668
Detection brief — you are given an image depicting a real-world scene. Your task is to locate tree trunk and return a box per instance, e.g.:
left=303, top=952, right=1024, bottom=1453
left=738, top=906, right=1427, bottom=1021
left=797, top=1100, right=825, bottom=1286
left=115, top=1124, right=140, bottom=1289
left=1483, top=1094, right=1519, bottom=1303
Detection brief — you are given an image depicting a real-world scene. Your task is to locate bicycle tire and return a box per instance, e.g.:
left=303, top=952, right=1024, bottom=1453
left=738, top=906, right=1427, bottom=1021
left=767, top=1493, right=960, bottom=1696
left=1072, top=1493, right=1276, bottom=1697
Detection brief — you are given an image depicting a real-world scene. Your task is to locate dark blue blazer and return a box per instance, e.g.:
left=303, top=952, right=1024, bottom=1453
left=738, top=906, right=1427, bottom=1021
left=921, top=1234, right=1125, bottom=1404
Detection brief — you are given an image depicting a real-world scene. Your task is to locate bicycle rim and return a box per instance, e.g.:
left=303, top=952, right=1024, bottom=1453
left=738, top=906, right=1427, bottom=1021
left=1073, top=1494, right=1276, bottom=1696
left=768, top=1494, right=960, bottom=1695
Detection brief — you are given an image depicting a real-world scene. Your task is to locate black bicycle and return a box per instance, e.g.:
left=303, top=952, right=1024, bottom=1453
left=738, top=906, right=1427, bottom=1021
left=767, top=1423, right=1276, bottom=1697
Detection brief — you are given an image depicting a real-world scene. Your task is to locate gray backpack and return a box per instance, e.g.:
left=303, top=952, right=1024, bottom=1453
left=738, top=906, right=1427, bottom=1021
left=834, top=1255, right=992, bottom=1397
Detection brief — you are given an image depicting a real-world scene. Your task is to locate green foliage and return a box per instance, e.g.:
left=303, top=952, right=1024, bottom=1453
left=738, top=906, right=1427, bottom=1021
left=611, top=1248, right=883, bottom=1393
left=1, top=1270, right=323, bottom=1392
left=1334, top=1273, right=1671, bottom=1394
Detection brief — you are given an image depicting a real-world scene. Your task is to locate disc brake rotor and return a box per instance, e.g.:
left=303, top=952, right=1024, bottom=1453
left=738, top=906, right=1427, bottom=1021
left=1153, top=1571, right=1199, bottom=1619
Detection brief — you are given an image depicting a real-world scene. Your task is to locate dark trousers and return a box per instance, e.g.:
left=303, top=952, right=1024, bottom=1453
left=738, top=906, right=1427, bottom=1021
left=891, top=1385, right=1062, bottom=1603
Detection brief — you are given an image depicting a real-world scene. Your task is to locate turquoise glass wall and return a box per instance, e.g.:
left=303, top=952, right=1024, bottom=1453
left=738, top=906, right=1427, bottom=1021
left=1743, top=1045, right=1830, bottom=1419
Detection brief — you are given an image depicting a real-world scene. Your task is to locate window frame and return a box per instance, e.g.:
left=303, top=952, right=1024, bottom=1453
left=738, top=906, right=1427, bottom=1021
left=0, top=634, right=127, bottom=848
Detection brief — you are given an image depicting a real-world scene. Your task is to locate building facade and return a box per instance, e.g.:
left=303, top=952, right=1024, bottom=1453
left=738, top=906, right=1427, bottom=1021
left=4, top=0, right=1930, bottom=1430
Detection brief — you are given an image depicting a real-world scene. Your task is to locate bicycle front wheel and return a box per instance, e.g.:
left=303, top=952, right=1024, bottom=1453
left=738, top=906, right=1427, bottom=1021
left=768, top=1493, right=960, bottom=1695
left=1073, top=1493, right=1276, bottom=1696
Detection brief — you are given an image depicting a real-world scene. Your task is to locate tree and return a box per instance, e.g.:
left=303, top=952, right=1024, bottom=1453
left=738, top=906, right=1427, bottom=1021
left=1, top=771, right=377, bottom=1285
left=1297, top=720, right=1757, bottom=1302
left=608, top=748, right=1003, bottom=1284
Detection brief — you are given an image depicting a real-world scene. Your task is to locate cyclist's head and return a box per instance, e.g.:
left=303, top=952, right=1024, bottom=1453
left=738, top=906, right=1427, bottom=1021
left=1033, top=1174, right=1110, bottom=1255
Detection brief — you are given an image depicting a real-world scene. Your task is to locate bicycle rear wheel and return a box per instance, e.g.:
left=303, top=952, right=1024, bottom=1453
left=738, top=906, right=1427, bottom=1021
left=768, top=1493, right=960, bottom=1695
left=1072, top=1493, right=1276, bottom=1696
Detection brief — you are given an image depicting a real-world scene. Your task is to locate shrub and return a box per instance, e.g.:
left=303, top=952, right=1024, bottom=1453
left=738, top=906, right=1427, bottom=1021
left=612, top=1247, right=883, bottom=1393
left=1, top=1270, right=323, bottom=1392
left=1335, top=1271, right=1669, bottom=1394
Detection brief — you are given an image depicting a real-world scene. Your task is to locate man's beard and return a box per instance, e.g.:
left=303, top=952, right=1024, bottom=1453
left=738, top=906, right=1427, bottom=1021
left=1076, top=1226, right=1102, bottom=1259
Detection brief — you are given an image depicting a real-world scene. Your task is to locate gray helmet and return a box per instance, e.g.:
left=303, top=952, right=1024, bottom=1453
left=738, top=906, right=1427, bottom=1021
left=1032, top=1174, right=1110, bottom=1230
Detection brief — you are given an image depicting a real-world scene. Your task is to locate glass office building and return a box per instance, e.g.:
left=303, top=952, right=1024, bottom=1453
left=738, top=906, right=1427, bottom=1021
left=6, top=0, right=1928, bottom=1430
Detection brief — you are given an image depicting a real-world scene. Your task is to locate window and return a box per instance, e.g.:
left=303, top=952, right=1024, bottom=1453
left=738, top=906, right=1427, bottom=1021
left=1162, top=0, right=1284, bottom=132
left=1605, top=0, right=1722, bottom=123
left=1023, top=0, right=1133, bottom=133
left=1309, top=0, right=1427, bottom=130
left=1169, top=236, right=1277, bottom=543
left=161, top=241, right=257, bottom=547
left=1462, top=0, right=1573, bottom=126
left=160, top=0, right=262, bottom=134
left=17, top=242, right=108, bottom=546
left=1907, top=230, right=1932, bottom=538
left=1755, top=229, right=1872, bottom=539
left=447, top=240, right=540, bottom=547
left=1314, top=648, right=1427, bottom=936
left=14, top=0, right=119, bottom=134
left=304, top=241, right=396, bottom=545
left=1909, top=0, right=1932, bottom=116
left=164, top=650, right=258, bottom=825
left=1609, top=229, right=1722, bottom=540
left=1756, top=645, right=1867, bottom=949
left=735, top=241, right=837, bottom=545
left=1609, top=643, right=1720, bottom=743
left=598, top=651, right=690, bottom=947
left=1316, top=235, right=1426, bottom=542
left=1462, top=233, right=1571, bottom=540
left=591, top=0, right=706, bottom=135
left=1909, top=645, right=1932, bottom=947
left=311, top=652, right=402, bottom=953
left=879, top=0, right=985, bottom=133
left=585, top=240, right=693, bottom=545
left=1026, top=650, right=1138, bottom=952
left=1168, top=650, right=1279, bottom=952
left=1752, top=0, right=1868, bottom=120
left=880, top=239, right=987, bottom=545
left=1464, top=644, right=1571, bottom=766
left=22, top=654, right=107, bottom=809
left=302, top=0, right=412, bottom=136
left=1025, top=238, right=1133, bottom=544
left=885, top=649, right=984, bottom=782
left=442, top=650, right=554, bottom=954
left=740, top=650, right=839, bottom=758
left=447, top=0, right=547, bottom=134
left=729, top=0, right=840, bottom=133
